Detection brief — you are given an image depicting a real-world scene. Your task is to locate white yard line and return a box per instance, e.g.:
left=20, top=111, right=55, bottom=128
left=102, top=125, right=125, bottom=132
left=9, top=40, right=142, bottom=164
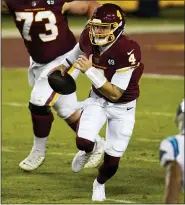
left=107, top=198, right=135, bottom=204
left=137, top=111, right=174, bottom=117
left=2, top=67, right=184, bottom=79
left=2, top=148, right=158, bottom=163
left=143, top=73, right=184, bottom=80
left=49, top=152, right=157, bottom=163
left=1, top=100, right=177, bottom=118
left=2, top=24, right=184, bottom=39
left=135, top=138, right=161, bottom=143
left=2, top=102, right=28, bottom=107
left=1, top=101, right=175, bottom=117
left=133, top=158, right=158, bottom=163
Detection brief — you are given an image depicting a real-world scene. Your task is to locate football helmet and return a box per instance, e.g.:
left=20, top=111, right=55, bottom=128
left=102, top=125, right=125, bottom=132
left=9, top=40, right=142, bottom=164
left=175, top=99, right=184, bottom=135
left=89, top=3, right=126, bottom=46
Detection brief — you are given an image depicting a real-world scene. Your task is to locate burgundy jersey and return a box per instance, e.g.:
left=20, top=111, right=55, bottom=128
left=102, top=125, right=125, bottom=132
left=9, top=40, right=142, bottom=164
left=79, top=28, right=144, bottom=103
left=6, top=0, right=76, bottom=63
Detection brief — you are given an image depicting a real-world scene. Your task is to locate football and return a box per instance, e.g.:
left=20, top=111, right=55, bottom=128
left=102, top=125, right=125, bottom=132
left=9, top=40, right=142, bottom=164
left=48, top=70, right=76, bottom=95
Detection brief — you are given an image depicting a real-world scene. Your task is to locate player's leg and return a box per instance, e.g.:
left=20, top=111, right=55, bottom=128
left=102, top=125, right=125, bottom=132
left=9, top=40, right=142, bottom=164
left=53, top=67, right=105, bottom=168
left=53, top=91, right=80, bottom=131
left=19, top=54, right=76, bottom=171
left=92, top=103, right=136, bottom=201
left=71, top=104, right=107, bottom=173
left=84, top=135, right=105, bottom=169
left=19, top=67, right=58, bottom=171
left=81, top=91, right=105, bottom=168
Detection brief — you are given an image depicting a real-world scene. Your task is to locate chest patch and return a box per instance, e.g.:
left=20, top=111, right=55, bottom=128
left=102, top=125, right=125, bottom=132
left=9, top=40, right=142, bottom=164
left=108, top=58, right=115, bottom=66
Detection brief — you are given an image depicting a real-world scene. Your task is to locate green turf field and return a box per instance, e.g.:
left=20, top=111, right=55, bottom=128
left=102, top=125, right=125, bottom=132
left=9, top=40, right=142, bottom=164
left=1, top=68, right=184, bottom=204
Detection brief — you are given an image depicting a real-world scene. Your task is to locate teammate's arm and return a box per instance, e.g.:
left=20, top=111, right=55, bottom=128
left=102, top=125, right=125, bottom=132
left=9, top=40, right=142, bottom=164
left=2, top=0, right=10, bottom=14
left=62, top=0, right=101, bottom=18
left=163, top=161, right=182, bottom=204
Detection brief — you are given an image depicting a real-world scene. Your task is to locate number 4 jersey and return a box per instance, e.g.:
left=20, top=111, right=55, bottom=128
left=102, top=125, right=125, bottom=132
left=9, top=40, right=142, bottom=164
left=6, top=0, right=77, bottom=64
left=79, top=27, right=144, bottom=103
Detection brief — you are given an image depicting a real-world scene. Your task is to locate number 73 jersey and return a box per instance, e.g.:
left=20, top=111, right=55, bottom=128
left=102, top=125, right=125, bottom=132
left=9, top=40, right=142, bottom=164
left=6, top=0, right=77, bottom=64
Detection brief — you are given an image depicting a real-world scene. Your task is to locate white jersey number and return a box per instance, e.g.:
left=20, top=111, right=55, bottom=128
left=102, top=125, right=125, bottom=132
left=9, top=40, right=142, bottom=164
left=15, top=11, right=58, bottom=42
left=128, top=53, right=136, bottom=65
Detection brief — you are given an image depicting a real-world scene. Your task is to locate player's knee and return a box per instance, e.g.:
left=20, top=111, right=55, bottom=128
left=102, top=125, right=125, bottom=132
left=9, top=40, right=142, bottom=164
left=52, top=92, right=79, bottom=119
left=76, top=136, right=95, bottom=153
left=29, top=102, right=54, bottom=138
left=56, top=107, right=79, bottom=120
left=65, top=110, right=81, bottom=124
left=105, top=136, right=131, bottom=157
left=30, top=90, right=46, bottom=106
left=29, top=102, right=51, bottom=115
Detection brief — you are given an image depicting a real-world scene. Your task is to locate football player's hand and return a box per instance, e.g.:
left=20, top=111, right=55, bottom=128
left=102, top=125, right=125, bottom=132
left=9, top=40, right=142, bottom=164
left=48, top=64, right=67, bottom=76
left=76, top=55, right=92, bottom=73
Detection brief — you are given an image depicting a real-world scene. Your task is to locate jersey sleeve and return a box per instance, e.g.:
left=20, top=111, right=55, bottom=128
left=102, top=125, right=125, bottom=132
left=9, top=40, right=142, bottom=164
left=159, top=137, right=179, bottom=167
left=111, top=68, right=135, bottom=90
left=119, top=40, right=141, bottom=69
left=111, top=42, right=141, bottom=90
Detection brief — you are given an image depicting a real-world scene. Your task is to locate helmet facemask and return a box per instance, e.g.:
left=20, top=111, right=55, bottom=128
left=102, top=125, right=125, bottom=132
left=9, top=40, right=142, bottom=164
left=89, top=19, right=122, bottom=46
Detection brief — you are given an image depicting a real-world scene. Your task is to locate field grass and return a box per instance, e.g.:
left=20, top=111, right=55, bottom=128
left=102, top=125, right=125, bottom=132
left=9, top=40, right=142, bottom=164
left=1, top=68, right=184, bottom=204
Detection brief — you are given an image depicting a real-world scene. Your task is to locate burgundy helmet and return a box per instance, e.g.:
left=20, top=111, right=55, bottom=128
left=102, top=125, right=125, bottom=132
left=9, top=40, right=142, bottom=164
left=89, top=3, right=126, bottom=46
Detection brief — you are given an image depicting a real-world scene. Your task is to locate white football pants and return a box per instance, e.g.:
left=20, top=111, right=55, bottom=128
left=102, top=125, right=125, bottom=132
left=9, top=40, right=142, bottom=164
left=78, top=91, right=136, bottom=157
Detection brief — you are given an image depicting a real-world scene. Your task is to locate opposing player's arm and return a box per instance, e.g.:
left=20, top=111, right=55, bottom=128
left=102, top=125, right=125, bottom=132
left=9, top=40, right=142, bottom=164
left=163, top=161, right=182, bottom=204
left=159, top=138, right=182, bottom=203
left=62, top=0, right=101, bottom=18
left=2, top=0, right=10, bottom=14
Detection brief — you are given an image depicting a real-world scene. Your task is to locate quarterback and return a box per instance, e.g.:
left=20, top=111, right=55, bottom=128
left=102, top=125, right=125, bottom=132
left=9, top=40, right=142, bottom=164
left=2, top=0, right=104, bottom=171
left=159, top=99, right=184, bottom=203
left=51, top=3, right=144, bottom=201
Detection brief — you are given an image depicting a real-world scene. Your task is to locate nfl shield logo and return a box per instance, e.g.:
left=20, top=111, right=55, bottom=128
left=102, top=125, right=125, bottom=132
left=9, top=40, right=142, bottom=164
left=108, top=58, right=115, bottom=66
left=46, top=0, right=55, bottom=5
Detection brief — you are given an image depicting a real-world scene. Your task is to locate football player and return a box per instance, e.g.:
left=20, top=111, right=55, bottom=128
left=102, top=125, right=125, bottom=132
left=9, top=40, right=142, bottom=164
left=50, top=3, right=144, bottom=201
left=159, top=99, right=184, bottom=203
left=2, top=0, right=105, bottom=171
